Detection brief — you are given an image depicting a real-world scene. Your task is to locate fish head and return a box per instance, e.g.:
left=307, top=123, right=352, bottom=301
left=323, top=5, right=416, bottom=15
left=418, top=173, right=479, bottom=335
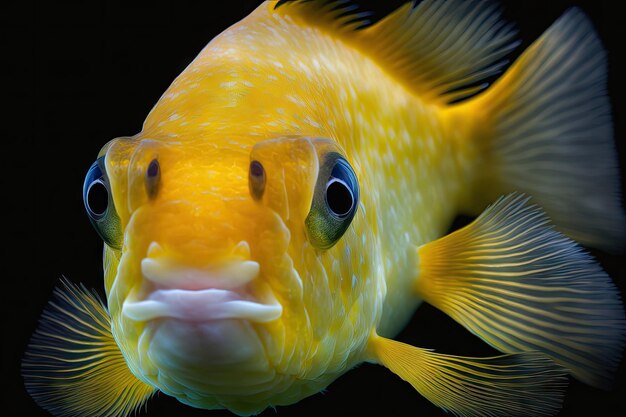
left=83, top=133, right=378, bottom=411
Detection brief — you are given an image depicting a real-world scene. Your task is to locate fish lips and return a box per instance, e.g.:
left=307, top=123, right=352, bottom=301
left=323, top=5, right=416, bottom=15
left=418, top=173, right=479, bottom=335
left=123, top=288, right=282, bottom=323
left=122, top=242, right=283, bottom=324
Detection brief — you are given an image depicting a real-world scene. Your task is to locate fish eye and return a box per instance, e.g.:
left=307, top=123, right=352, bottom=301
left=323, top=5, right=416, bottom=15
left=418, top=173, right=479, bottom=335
left=325, top=162, right=355, bottom=218
left=83, top=157, right=122, bottom=249
left=86, top=178, right=108, bottom=219
left=305, top=153, right=359, bottom=249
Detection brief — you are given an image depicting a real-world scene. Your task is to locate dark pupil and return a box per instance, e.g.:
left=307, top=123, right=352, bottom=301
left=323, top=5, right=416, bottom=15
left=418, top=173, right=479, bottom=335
left=327, top=180, right=353, bottom=216
left=88, top=181, right=108, bottom=216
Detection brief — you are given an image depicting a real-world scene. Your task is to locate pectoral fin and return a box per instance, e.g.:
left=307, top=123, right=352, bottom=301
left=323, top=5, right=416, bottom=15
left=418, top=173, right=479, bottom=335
left=22, top=278, right=156, bottom=417
left=415, top=193, right=626, bottom=388
left=368, top=333, right=566, bottom=417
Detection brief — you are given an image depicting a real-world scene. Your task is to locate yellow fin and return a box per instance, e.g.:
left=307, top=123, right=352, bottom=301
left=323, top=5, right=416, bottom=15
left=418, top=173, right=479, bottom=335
left=22, top=278, right=156, bottom=417
left=457, top=8, right=625, bottom=250
left=415, top=193, right=626, bottom=388
left=273, top=0, right=518, bottom=104
left=275, top=0, right=373, bottom=32
left=369, top=333, right=567, bottom=417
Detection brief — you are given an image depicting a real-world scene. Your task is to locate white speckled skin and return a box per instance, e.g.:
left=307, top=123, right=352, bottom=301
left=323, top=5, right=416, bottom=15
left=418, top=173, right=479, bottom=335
left=101, top=2, right=468, bottom=414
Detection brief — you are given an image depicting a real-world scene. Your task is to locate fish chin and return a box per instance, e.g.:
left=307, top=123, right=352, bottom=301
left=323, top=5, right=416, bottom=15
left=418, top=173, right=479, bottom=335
left=148, top=319, right=264, bottom=368
left=142, top=318, right=275, bottom=406
left=146, top=319, right=267, bottom=374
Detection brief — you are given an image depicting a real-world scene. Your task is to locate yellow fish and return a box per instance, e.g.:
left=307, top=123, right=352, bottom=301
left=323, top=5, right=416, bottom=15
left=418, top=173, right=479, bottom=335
left=23, top=1, right=625, bottom=416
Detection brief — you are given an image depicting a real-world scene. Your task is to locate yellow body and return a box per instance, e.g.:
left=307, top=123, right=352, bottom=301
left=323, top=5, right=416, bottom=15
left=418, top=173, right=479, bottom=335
left=23, top=2, right=625, bottom=417
left=102, top=3, right=467, bottom=411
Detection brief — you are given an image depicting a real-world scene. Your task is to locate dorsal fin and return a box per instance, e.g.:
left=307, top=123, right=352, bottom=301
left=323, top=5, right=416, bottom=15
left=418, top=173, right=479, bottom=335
left=275, top=0, right=374, bottom=31
left=273, top=0, right=519, bottom=104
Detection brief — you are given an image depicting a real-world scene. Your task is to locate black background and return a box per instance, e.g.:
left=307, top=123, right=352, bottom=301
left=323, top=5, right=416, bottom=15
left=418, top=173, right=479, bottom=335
left=4, top=0, right=626, bottom=416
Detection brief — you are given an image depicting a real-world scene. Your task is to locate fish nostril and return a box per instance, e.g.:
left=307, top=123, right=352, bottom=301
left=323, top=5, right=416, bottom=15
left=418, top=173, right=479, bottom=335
left=145, top=158, right=161, bottom=199
left=249, top=160, right=266, bottom=200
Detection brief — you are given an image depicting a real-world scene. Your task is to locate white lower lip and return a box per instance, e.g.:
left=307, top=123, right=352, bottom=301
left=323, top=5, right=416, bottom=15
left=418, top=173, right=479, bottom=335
left=123, top=288, right=282, bottom=323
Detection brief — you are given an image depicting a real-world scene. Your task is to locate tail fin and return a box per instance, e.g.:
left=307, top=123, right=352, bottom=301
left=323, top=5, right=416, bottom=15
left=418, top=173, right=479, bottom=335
left=457, top=8, right=624, bottom=251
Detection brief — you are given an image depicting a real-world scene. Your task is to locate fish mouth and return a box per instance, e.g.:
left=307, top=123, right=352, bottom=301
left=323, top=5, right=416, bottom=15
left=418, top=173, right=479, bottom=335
left=122, top=242, right=282, bottom=323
